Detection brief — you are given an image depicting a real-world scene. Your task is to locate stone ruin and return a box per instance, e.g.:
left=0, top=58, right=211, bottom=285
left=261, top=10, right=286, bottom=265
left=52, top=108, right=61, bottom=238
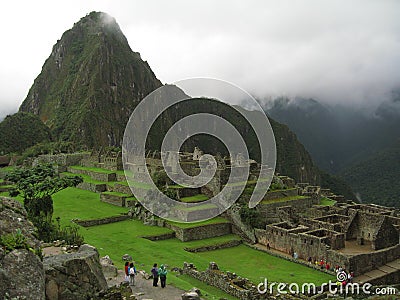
left=183, top=262, right=261, bottom=300
left=80, top=148, right=123, bottom=171
left=256, top=201, right=400, bottom=281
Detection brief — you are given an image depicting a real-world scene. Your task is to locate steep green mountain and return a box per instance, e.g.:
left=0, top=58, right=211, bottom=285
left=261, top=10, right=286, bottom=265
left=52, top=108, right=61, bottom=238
left=0, top=112, right=52, bottom=154
left=143, top=92, right=355, bottom=198
left=19, top=11, right=162, bottom=147
left=341, top=140, right=400, bottom=207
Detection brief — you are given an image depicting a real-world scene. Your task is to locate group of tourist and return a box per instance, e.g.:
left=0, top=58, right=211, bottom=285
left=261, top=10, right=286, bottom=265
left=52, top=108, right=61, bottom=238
left=124, top=261, right=137, bottom=286
left=305, top=257, right=355, bottom=283
left=151, top=263, right=168, bottom=288
left=124, top=262, right=168, bottom=288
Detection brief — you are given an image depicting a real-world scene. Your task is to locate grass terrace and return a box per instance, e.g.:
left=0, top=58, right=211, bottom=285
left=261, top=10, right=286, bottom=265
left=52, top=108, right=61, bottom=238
left=52, top=187, right=128, bottom=226
left=175, top=203, right=218, bottom=212
left=319, top=197, right=337, bottom=206
left=61, top=172, right=111, bottom=185
left=261, top=195, right=307, bottom=204
left=69, top=165, right=115, bottom=174
left=180, top=194, right=209, bottom=203
left=167, top=217, right=230, bottom=229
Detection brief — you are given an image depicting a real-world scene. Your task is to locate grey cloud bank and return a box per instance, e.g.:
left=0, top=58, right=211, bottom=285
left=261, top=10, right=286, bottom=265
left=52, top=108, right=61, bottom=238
left=1, top=0, right=399, bottom=120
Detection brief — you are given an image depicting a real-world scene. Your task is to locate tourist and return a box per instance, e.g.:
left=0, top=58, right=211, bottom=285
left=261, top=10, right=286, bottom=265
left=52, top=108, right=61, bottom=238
left=151, top=263, right=159, bottom=287
left=293, top=252, right=298, bottom=260
left=267, top=243, right=271, bottom=250
left=326, top=263, right=330, bottom=271
left=308, top=256, right=312, bottom=264
left=128, top=262, right=137, bottom=286
left=124, top=261, right=129, bottom=282
left=158, top=264, right=168, bottom=288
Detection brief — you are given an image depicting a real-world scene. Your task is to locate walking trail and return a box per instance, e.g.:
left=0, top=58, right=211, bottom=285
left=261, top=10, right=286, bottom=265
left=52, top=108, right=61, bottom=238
left=108, top=269, right=187, bottom=300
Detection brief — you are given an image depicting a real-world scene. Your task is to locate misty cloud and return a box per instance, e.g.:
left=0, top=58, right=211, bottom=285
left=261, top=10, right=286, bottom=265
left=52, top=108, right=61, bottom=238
left=1, top=0, right=400, bottom=117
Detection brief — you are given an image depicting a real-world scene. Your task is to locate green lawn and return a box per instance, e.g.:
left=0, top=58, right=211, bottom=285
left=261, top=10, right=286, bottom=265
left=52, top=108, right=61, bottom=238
left=69, top=165, right=115, bottom=174
left=80, top=220, right=333, bottom=296
left=319, top=197, right=336, bottom=206
left=197, top=245, right=334, bottom=285
left=180, top=194, right=209, bottom=203
left=52, top=187, right=128, bottom=225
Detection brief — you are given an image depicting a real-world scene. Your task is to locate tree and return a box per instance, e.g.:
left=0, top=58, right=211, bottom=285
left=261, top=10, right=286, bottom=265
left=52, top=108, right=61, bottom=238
left=6, top=164, right=83, bottom=241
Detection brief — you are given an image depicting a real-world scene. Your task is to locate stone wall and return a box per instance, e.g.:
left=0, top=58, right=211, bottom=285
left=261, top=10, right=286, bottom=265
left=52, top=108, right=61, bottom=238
left=140, top=232, right=176, bottom=241
left=166, top=222, right=232, bottom=242
left=263, top=188, right=299, bottom=201
left=112, top=183, right=132, bottom=195
left=347, top=244, right=400, bottom=275
left=73, top=215, right=130, bottom=227
left=184, top=239, right=242, bottom=252
left=34, top=153, right=89, bottom=167
left=77, top=182, right=107, bottom=193
left=347, top=211, right=399, bottom=250
left=182, top=262, right=261, bottom=300
left=257, top=196, right=317, bottom=224
left=256, top=223, right=345, bottom=261
left=100, top=193, right=129, bottom=207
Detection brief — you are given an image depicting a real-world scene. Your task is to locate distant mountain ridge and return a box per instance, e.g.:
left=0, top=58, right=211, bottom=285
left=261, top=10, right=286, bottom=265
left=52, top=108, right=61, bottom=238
left=264, top=96, right=400, bottom=173
left=264, top=96, right=400, bottom=206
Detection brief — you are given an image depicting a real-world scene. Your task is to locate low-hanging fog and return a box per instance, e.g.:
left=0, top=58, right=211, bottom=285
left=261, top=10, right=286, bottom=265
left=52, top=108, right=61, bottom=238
left=1, top=0, right=400, bottom=120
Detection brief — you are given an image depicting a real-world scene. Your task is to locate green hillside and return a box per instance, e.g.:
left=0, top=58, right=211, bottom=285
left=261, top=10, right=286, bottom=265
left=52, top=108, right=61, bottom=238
left=341, top=140, right=400, bottom=207
left=0, top=112, right=51, bottom=154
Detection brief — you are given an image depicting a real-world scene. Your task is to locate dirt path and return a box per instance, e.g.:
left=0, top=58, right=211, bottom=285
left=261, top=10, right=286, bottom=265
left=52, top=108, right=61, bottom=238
left=111, top=269, right=187, bottom=300
left=43, top=247, right=187, bottom=300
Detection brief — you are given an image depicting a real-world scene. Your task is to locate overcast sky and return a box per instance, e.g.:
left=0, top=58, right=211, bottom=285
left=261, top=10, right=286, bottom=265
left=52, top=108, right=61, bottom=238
left=1, top=0, right=400, bottom=119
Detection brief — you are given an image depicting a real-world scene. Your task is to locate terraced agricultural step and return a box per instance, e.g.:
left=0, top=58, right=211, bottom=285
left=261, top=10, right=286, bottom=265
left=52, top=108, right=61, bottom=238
left=100, top=191, right=136, bottom=207
left=166, top=217, right=232, bottom=242
left=172, top=202, right=221, bottom=222
left=68, top=166, right=117, bottom=182
left=60, top=172, right=107, bottom=193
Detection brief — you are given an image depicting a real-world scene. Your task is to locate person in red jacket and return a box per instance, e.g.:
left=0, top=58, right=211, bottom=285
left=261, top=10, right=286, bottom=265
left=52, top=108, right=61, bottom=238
left=124, top=261, right=130, bottom=282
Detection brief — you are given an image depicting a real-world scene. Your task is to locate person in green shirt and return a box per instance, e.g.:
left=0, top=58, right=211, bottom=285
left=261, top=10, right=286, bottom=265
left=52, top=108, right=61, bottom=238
left=158, top=264, right=168, bottom=288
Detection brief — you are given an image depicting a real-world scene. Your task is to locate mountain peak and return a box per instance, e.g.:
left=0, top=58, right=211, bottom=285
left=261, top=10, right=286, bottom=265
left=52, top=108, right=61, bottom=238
left=19, top=12, right=161, bottom=147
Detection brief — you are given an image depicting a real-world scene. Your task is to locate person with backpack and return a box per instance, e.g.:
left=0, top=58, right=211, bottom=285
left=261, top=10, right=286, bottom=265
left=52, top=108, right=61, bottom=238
left=151, top=263, right=159, bottom=287
left=124, top=261, right=130, bottom=282
left=128, top=262, right=137, bottom=286
left=158, top=264, right=167, bottom=288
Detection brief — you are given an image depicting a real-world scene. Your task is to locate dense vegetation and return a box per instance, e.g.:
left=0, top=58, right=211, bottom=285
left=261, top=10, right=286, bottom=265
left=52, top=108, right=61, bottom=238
left=341, top=140, right=400, bottom=207
left=6, top=164, right=84, bottom=242
left=0, top=112, right=51, bottom=154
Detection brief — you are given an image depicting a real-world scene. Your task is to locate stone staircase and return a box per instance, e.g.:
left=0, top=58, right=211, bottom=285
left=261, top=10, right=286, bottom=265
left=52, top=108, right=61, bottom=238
left=355, top=258, right=400, bottom=285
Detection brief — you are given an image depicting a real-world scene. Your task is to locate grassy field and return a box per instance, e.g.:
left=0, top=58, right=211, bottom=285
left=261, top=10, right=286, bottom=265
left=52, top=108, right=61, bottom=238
left=52, top=187, right=128, bottom=225
left=319, top=197, right=337, bottom=206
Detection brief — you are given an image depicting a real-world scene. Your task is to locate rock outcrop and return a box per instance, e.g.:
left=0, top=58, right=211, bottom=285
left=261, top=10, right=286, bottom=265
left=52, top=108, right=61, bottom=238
left=0, top=196, right=45, bottom=299
left=44, top=244, right=108, bottom=300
